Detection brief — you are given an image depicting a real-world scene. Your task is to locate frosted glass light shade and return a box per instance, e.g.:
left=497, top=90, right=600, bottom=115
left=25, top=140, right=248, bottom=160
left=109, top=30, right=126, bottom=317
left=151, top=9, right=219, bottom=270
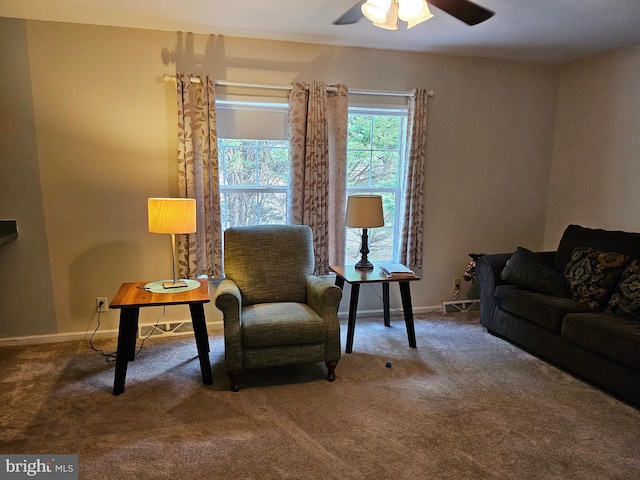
left=403, top=0, right=433, bottom=28
left=398, top=0, right=425, bottom=20
left=345, top=195, right=384, bottom=228
left=373, top=2, right=399, bottom=30
left=148, top=198, right=196, bottom=234
left=361, top=0, right=392, bottom=23
left=362, top=0, right=434, bottom=30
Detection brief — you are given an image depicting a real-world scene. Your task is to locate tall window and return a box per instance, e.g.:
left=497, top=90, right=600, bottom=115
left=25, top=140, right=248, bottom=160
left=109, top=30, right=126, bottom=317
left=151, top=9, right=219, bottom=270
left=345, top=108, right=407, bottom=263
left=217, top=102, right=407, bottom=262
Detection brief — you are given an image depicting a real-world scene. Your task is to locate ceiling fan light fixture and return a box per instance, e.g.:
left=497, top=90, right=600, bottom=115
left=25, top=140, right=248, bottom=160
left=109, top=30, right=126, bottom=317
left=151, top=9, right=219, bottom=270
left=372, top=1, right=399, bottom=30
left=402, top=0, right=433, bottom=29
left=361, top=0, right=392, bottom=23
left=397, top=0, right=424, bottom=20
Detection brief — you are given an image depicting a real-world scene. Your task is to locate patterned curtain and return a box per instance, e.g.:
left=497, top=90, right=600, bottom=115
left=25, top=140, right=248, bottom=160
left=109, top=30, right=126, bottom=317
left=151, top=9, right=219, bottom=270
left=399, top=88, right=429, bottom=270
left=288, top=81, right=348, bottom=275
left=175, top=73, right=223, bottom=278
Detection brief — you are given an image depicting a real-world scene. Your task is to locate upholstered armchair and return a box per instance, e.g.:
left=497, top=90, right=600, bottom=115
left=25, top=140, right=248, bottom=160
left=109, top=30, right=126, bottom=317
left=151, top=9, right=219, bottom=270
left=214, top=225, right=343, bottom=392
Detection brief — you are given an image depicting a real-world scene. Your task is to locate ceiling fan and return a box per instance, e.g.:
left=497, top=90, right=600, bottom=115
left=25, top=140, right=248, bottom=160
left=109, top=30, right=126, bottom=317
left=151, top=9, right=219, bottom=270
left=334, top=0, right=494, bottom=27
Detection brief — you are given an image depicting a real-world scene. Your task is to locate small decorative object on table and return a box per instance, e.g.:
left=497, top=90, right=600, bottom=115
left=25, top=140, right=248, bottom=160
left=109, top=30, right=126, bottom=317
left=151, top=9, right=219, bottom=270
left=380, top=263, right=418, bottom=279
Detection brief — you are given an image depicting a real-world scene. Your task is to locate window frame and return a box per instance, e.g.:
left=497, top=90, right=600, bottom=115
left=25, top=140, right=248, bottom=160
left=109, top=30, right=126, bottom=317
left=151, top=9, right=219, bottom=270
left=216, top=100, right=408, bottom=262
left=346, top=105, right=408, bottom=263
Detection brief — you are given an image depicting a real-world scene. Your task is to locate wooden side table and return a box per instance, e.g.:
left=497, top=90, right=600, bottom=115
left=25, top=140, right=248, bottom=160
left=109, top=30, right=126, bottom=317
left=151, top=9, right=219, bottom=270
left=330, top=263, right=420, bottom=353
left=109, top=279, right=213, bottom=395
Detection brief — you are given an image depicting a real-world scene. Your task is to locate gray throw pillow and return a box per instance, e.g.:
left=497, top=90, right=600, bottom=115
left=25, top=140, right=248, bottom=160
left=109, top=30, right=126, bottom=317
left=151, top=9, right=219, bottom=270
left=501, top=247, right=568, bottom=297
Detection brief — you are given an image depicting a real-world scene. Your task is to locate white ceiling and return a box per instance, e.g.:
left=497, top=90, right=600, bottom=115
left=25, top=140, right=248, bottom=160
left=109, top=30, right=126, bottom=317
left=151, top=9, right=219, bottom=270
left=2, top=0, right=640, bottom=63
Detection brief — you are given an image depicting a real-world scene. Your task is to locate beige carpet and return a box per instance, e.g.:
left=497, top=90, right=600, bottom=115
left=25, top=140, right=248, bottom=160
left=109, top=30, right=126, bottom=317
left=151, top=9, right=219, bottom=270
left=1, top=311, right=639, bottom=479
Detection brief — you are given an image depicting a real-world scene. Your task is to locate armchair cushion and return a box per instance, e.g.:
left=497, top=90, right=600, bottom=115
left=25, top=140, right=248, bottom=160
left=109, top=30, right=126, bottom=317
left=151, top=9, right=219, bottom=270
left=241, top=303, right=326, bottom=347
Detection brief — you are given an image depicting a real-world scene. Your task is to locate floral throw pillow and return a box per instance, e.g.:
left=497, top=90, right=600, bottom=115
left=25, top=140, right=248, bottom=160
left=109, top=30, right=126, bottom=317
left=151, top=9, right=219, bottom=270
left=564, top=246, right=629, bottom=309
left=606, top=259, right=640, bottom=321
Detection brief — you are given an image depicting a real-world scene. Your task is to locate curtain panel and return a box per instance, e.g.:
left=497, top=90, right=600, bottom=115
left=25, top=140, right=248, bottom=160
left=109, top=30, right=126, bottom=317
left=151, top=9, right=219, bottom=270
left=288, top=81, right=348, bottom=275
left=399, top=88, right=429, bottom=270
left=175, top=73, right=223, bottom=279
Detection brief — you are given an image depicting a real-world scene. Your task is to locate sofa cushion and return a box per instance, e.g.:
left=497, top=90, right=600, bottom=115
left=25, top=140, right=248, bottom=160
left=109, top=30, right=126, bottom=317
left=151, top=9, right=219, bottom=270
left=564, top=246, right=629, bottom=309
left=562, top=312, right=640, bottom=370
left=606, top=259, right=640, bottom=321
left=500, top=247, right=567, bottom=297
left=495, top=285, right=593, bottom=332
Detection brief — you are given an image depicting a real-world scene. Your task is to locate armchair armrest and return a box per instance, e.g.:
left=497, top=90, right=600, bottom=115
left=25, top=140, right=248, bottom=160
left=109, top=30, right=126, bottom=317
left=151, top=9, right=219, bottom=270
left=306, top=276, right=342, bottom=317
left=213, top=279, right=243, bottom=372
left=214, top=279, right=242, bottom=315
left=307, top=276, right=343, bottom=362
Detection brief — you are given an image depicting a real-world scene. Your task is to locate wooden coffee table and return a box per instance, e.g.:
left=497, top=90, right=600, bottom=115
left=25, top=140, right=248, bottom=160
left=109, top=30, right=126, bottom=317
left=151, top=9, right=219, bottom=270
left=330, top=263, right=420, bottom=353
left=109, top=279, right=212, bottom=395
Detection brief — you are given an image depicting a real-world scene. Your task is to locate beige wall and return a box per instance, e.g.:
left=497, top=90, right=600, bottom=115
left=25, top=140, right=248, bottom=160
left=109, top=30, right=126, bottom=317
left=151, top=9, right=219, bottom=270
left=0, top=19, right=57, bottom=337
left=544, top=45, right=640, bottom=249
left=1, top=18, right=561, bottom=339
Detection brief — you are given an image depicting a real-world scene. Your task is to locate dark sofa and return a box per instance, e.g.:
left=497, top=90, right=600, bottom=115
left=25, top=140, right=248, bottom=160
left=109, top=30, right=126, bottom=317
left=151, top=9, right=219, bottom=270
left=476, top=224, right=640, bottom=406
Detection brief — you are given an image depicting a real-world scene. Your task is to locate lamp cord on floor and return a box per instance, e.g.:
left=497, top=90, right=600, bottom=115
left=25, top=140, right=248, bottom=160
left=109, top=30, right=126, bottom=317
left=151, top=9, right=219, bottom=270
left=89, top=310, right=117, bottom=362
left=89, top=307, right=167, bottom=362
left=134, top=307, right=166, bottom=357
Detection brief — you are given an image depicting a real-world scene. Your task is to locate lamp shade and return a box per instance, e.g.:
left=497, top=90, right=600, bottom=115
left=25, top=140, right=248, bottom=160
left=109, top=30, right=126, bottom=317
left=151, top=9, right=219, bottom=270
left=148, top=198, right=196, bottom=234
left=345, top=195, right=384, bottom=228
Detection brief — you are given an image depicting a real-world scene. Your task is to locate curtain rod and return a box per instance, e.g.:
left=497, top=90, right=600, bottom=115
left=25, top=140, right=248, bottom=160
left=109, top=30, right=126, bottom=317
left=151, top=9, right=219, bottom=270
left=162, top=74, right=434, bottom=98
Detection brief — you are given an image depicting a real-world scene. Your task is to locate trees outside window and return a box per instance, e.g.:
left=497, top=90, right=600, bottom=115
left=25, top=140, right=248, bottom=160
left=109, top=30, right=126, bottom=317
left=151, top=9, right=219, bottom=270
left=218, top=139, right=289, bottom=228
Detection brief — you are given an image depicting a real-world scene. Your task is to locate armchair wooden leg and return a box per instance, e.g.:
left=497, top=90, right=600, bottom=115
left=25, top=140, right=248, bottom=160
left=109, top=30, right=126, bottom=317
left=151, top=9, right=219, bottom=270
left=228, top=371, right=241, bottom=392
left=326, top=361, right=338, bottom=382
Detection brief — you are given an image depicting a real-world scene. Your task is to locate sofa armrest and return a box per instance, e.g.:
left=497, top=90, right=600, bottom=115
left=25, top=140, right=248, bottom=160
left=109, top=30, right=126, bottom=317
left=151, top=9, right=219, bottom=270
left=476, top=251, right=556, bottom=328
left=214, top=279, right=243, bottom=372
left=476, top=253, right=512, bottom=329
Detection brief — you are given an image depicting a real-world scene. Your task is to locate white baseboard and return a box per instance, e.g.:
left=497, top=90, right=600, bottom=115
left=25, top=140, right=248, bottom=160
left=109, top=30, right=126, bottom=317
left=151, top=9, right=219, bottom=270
left=336, top=304, right=444, bottom=319
left=0, top=304, right=448, bottom=347
left=0, top=330, right=118, bottom=347
left=0, top=321, right=224, bottom=347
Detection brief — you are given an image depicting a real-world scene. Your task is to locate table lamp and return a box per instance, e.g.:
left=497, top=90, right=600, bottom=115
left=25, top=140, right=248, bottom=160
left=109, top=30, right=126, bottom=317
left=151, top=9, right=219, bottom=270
left=345, top=194, right=384, bottom=269
left=148, top=198, right=196, bottom=288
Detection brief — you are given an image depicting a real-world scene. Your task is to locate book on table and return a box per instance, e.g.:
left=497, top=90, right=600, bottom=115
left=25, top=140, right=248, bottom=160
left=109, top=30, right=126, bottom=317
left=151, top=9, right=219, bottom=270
left=379, top=263, right=418, bottom=279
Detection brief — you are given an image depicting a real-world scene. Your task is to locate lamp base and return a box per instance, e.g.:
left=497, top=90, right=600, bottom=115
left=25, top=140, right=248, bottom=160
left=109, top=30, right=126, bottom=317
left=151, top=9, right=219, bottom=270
left=162, top=279, right=188, bottom=289
left=355, top=259, right=374, bottom=270
left=355, top=227, right=374, bottom=270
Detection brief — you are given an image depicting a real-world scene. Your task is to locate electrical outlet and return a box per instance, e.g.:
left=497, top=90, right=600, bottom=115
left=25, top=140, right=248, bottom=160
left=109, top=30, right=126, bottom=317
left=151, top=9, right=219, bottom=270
left=96, top=297, right=108, bottom=313
left=453, top=277, right=461, bottom=291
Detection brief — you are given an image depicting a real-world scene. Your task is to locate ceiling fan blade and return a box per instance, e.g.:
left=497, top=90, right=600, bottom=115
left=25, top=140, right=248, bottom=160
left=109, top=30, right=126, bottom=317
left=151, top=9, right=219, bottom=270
left=427, top=0, right=494, bottom=26
left=333, top=1, right=365, bottom=25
